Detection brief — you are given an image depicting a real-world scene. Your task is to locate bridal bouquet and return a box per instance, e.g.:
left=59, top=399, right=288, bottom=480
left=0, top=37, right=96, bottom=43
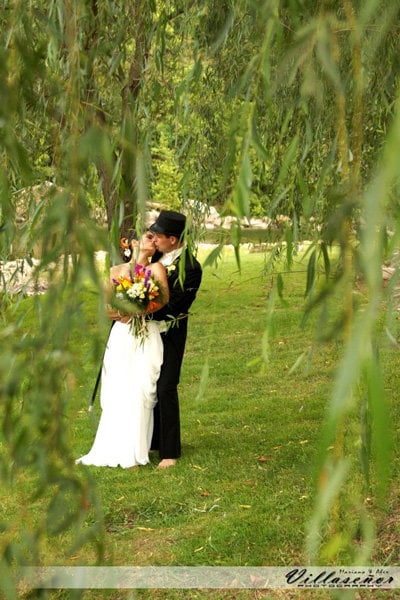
left=111, top=263, right=161, bottom=340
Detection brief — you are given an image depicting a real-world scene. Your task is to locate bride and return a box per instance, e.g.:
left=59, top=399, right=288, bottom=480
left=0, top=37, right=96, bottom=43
left=76, top=231, right=169, bottom=468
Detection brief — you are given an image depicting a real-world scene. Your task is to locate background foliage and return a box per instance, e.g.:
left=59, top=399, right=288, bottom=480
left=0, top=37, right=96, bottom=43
left=1, top=0, right=400, bottom=597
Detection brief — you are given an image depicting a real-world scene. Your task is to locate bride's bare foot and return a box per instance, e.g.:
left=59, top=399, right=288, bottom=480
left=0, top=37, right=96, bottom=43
left=157, top=458, right=177, bottom=469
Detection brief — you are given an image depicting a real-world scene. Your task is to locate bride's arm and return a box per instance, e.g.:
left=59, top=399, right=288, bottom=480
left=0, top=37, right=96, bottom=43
left=106, top=264, right=132, bottom=323
left=148, top=262, right=169, bottom=312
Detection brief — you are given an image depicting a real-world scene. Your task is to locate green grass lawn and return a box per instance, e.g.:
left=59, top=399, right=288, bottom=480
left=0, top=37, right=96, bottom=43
left=2, top=245, right=400, bottom=600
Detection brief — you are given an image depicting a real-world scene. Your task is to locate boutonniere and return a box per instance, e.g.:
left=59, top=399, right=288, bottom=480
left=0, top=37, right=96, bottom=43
left=166, top=263, right=177, bottom=276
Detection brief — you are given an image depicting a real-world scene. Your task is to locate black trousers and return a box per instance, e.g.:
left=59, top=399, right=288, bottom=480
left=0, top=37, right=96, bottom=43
left=151, top=324, right=187, bottom=458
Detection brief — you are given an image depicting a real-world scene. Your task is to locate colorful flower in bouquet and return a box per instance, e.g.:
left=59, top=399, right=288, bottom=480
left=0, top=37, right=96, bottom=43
left=111, top=263, right=162, bottom=340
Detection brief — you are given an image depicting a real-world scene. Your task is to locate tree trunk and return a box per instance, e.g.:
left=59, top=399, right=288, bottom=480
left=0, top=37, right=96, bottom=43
left=83, top=0, right=119, bottom=231
left=83, top=0, right=153, bottom=236
left=119, top=0, right=153, bottom=238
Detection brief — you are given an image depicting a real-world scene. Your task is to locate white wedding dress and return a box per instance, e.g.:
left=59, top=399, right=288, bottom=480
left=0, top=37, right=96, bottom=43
left=76, top=320, right=164, bottom=468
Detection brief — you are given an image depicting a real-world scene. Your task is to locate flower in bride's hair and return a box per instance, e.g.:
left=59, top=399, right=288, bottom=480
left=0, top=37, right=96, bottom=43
left=120, top=237, right=132, bottom=260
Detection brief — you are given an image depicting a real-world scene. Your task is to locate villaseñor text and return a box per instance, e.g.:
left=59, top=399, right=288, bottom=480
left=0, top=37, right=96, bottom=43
left=285, top=568, right=394, bottom=588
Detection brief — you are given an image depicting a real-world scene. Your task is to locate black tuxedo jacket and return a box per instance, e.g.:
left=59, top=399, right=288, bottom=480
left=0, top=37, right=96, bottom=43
left=152, top=248, right=202, bottom=334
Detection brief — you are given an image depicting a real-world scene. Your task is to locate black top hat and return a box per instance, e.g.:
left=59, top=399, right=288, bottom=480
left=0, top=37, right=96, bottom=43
left=149, top=210, right=186, bottom=237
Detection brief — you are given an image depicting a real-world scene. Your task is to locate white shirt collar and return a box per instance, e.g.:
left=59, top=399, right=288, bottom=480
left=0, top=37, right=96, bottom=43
left=159, top=247, right=183, bottom=266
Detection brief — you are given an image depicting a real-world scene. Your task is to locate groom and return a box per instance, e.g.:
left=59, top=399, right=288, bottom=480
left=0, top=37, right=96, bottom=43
left=149, top=210, right=202, bottom=468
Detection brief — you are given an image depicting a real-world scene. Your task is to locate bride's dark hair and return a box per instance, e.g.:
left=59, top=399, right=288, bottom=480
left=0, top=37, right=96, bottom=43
left=120, top=230, right=162, bottom=263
